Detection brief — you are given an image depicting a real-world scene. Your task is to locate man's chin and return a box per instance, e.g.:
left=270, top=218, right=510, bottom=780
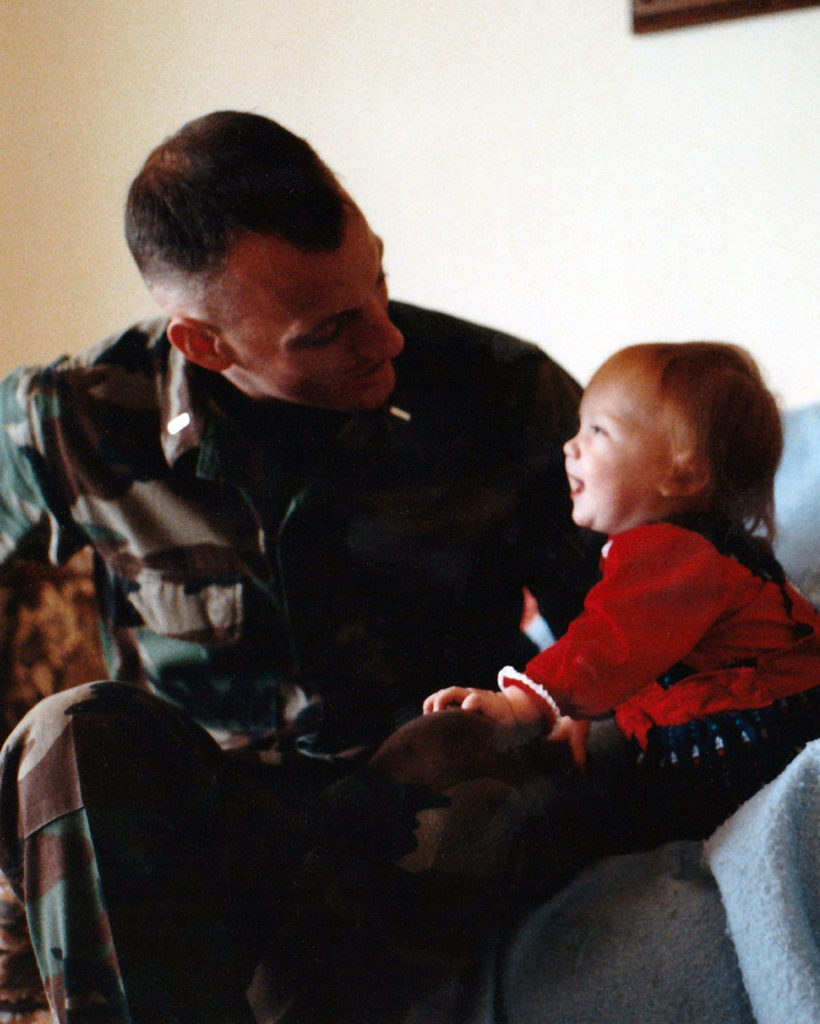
left=308, top=363, right=397, bottom=413
left=351, top=367, right=397, bottom=412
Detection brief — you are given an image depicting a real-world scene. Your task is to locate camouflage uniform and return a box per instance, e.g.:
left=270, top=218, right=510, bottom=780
left=0, top=302, right=597, bottom=1019
left=0, top=678, right=456, bottom=1021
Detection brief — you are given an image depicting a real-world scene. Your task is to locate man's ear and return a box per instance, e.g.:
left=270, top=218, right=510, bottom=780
left=660, top=450, right=710, bottom=498
left=166, top=318, right=233, bottom=372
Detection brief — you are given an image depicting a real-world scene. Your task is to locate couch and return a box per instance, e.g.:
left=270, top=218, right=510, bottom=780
left=1, top=402, right=818, bottom=1023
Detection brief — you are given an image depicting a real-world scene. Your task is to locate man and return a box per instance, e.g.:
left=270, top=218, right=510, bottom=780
left=0, top=111, right=599, bottom=1021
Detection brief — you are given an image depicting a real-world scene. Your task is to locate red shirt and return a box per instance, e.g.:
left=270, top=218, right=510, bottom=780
left=518, top=523, right=820, bottom=748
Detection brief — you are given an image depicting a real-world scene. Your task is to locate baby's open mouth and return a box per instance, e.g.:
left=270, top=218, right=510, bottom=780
left=567, top=474, right=583, bottom=497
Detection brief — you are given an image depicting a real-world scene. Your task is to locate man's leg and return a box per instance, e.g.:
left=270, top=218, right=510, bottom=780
left=0, top=682, right=315, bottom=1024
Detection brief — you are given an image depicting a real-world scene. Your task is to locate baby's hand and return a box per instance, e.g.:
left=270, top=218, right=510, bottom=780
left=423, top=686, right=518, bottom=726
left=423, top=686, right=549, bottom=733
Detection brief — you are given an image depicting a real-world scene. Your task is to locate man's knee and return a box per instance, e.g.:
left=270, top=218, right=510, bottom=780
left=7, top=680, right=219, bottom=769
left=1, top=681, right=191, bottom=788
left=1, top=682, right=220, bottom=848
left=3, top=681, right=106, bottom=767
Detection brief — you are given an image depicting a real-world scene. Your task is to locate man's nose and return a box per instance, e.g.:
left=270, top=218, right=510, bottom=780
left=365, top=300, right=404, bottom=359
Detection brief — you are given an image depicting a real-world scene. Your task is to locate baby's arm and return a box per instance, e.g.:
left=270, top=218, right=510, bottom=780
left=423, top=674, right=589, bottom=768
left=424, top=665, right=564, bottom=732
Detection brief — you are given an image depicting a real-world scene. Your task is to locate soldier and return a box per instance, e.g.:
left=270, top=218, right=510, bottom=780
left=0, top=111, right=599, bottom=1021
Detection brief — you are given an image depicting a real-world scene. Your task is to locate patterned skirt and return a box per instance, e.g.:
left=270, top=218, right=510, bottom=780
left=635, top=682, right=820, bottom=824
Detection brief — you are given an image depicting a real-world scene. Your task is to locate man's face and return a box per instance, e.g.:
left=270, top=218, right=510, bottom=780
left=173, top=205, right=405, bottom=411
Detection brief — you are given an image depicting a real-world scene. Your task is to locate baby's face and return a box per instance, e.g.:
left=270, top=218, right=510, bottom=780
left=563, top=368, right=680, bottom=537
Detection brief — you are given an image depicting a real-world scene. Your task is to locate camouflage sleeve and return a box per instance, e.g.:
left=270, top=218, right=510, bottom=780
left=0, top=362, right=86, bottom=567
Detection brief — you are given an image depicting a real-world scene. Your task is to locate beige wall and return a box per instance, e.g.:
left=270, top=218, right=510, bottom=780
left=2, top=1, right=819, bottom=406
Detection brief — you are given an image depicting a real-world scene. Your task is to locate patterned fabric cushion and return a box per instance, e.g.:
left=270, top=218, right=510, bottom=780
left=0, top=550, right=106, bottom=1019
left=0, top=885, right=50, bottom=1022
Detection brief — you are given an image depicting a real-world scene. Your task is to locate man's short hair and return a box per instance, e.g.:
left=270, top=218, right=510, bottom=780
left=125, top=110, right=347, bottom=281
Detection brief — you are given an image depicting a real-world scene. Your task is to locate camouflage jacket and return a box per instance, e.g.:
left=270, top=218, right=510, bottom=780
left=0, top=302, right=597, bottom=752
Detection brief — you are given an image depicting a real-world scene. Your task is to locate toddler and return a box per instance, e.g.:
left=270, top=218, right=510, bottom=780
left=424, top=342, right=820, bottom=844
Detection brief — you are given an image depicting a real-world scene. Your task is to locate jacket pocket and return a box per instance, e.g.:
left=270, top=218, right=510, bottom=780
left=126, top=570, right=243, bottom=645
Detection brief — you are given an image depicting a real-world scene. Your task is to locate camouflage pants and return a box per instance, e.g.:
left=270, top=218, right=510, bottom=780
left=0, top=682, right=333, bottom=1021
left=0, top=683, right=571, bottom=1024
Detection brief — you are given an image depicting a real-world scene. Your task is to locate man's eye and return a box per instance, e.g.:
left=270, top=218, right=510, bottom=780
left=308, top=321, right=344, bottom=346
left=295, top=312, right=355, bottom=350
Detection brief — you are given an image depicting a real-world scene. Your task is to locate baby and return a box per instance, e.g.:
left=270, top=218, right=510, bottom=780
left=424, top=342, right=820, bottom=838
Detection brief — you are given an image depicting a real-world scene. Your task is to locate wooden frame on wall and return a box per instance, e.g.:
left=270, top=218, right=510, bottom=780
left=633, top=0, right=820, bottom=33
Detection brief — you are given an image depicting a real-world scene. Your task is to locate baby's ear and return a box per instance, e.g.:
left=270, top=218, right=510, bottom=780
left=660, top=450, right=710, bottom=498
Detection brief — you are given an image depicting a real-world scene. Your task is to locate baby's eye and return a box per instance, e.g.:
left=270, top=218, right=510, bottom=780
left=590, top=424, right=607, bottom=436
